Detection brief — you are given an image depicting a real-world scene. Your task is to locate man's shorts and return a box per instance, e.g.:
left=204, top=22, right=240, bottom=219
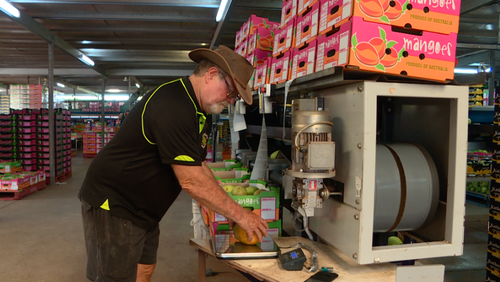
left=81, top=199, right=160, bottom=282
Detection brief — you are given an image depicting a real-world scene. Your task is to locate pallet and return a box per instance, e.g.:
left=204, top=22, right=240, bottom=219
left=45, top=170, right=73, bottom=184
left=83, top=153, right=96, bottom=158
left=0, top=181, right=46, bottom=201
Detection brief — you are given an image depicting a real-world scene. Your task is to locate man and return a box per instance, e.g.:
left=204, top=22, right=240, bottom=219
left=78, top=45, right=268, bottom=282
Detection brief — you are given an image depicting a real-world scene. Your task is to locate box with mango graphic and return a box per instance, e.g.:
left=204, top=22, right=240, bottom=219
left=316, top=16, right=456, bottom=81
left=318, top=0, right=460, bottom=36
left=211, top=220, right=282, bottom=252
left=202, top=182, right=280, bottom=225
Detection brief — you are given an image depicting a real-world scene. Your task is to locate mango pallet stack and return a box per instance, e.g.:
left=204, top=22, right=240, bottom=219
left=489, top=99, right=500, bottom=281
left=250, top=0, right=461, bottom=91
left=202, top=160, right=282, bottom=252
left=83, top=131, right=116, bottom=158
left=0, top=160, right=47, bottom=200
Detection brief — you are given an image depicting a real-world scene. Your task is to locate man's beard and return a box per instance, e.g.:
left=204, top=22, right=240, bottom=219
left=209, top=101, right=229, bottom=114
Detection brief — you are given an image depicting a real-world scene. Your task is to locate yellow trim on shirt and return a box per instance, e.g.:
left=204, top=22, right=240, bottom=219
left=174, top=155, right=195, bottom=162
left=100, top=199, right=110, bottom=211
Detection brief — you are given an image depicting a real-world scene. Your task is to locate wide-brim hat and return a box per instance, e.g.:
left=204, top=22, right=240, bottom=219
left=189, top=45, right=255, bottom=105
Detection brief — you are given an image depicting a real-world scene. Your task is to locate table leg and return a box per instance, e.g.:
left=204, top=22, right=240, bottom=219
left=198, top=249, right=206, bottom=282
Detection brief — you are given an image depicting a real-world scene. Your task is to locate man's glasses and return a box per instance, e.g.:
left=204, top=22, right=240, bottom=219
left=224, top=77, right=239, bottom=100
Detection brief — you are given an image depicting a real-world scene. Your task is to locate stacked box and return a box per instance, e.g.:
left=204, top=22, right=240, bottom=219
left=0, top=114, right=19, bottom=162
left=17, top=111, right=37, bottom=171
left=489, top=101, right=500, bottom=281
left=270, top=51, right=291, bottom=84
left=298, top=0, right=319, bottom=16
left=0, top=93, right=9, bottom=114
left=281, top=0, right=297, bottom=28
left=317, top=0, right=460, bottom=36
left=254, top=58, right=272, bottom=90
left=247, top=22, right=280, bottom=57
left=295, top=1, right=320, bottom=49
left=83, top=131, right=115, bottom=158
left=315, top=16, right=456, bottom=81
left=290, top=39, right=317, bottom=80
left=273, top=17, right=296, bottom=58
left=10, top=85, right=43, bottom=110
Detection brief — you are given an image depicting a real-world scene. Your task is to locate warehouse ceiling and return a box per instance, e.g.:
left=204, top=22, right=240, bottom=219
left=0, top=0, right=498, bottom=98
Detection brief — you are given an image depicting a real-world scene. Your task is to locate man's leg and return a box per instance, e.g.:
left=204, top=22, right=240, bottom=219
left=81, top=198, right=150, bottom=282
left=135, top=223, right=160, bottom=282
left=136, top=263, right=156, bottom=282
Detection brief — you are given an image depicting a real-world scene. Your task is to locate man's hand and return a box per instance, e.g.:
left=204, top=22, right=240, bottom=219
left=235, top=209, right=269, bottom=242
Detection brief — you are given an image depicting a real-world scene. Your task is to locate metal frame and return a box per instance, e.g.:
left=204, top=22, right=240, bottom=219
left=306, top=81, right=468, bottom=264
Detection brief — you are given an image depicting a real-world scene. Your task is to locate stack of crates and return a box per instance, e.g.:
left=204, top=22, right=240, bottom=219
left=83, top=131, right=115, bottom=158
left=0, top=93, right=9, bottom=114
left=10, top=85, right=43, bottom=110
left=0, top=114, right=19, bottom=162
left=489, top=95, right=500, bottom=280
left=36, top=109, right=50, bottom=176
left=18, top=111, right=37, bottom=171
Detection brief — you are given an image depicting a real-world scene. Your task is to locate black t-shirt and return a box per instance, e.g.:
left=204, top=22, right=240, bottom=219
left=79, top=77, right=212, bottom=230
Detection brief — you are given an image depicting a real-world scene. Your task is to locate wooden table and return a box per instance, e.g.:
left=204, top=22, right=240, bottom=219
left=190, top=236, right=397, bottom=282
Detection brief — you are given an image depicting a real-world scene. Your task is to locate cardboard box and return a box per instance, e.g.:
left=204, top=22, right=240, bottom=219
left=295, top=2, right=320, bottom=49
left=205, top=185, right=280, bottom=223
left=212, top=169, right=250, bottom=180
left=235, top=28, right=243, bottom=47
left=254, top=58, right=271, bottom=90
left=247, top=49, right=272, bottom=68
left=247, top=14, right=271, bottom=36
left=273, top=17, right=296, bottom=57
left=298, top=0, right=320, bottom=16
left=316, top=16, right=456, bottom=81
left=281, top=0, right=298, bottom=28
left=211, top=220, right=282, bottom=252
left=207, top=160, right=238, bottom=169
left=247, top=25, right=278, bottom=54
left=318, top=0, right=460, bottom=36
left=235, top=38, right=248, bottom=57
left=290, top=39, right=317, bottom=80
left=270, top=51, right=291, bottom=84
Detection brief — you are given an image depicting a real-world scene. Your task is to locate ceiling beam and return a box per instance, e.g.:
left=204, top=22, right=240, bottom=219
left=0, top=68, right=99, bottom=75
left=457, top=43, right=500, bottom=49
left=461, top=0, right=500, bottom=15
left=456, top=50, right=491, bottom=67
left=460, top=16, right=499, bottom=24
left=9, top=0, right=220, bottom=8
left=105, top=69, right=194, bottom=76
left=28, top=12, right=215, bottom=22
left=0, top=4, right=105, bottom=75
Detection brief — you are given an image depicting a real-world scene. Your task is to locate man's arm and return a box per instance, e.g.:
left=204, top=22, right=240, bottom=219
left=201, top=161, right=218, bottom=182
left=172, top=164, right=268, bottom=242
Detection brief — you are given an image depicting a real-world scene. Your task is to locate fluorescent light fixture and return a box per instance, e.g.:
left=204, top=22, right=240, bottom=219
left=82, top=40, right=92, bottom=44
left=216, top=0, right=229, bottom=22
left=78, top=53, right=95, bottom=66
left=135, top=83, right=140, bottom=88
left=0, top=0, right=20, bottom=18
left=107, top=89, right=121, bottom=93
left=454, top=68, right=478, bottom=74
left=137, top=96, right=143, bottom=101
left=486, top=24, right=494, bottom=31
left=486, top=68, right=492, bottom=72
left=104, top=95, right=130, bottom=101
left=56, top=83, right=65, bottom=88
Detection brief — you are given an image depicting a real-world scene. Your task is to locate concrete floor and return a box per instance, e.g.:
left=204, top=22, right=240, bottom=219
left=0, top=152, right=490, bottom=282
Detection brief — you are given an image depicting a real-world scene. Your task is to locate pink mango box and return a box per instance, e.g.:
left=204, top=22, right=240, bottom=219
left=316, top=16, right=457, bottom=81
left=240, top=18, right=251, bottom=41
left=273, top=17, right=296, bottom=58
left=298, top=0, right=319, bottom=16
left=254, top=58, right=271, bottom=90
left=247, top=48, right=272, bottom=68
left=0, top=178, right=22, bottom=191
left=38, top=170, right=46, bottom=183
left=295, top=1, right=320, bottom=49
left=281, top=0, right=297, bottom=28
left=290, top=39, right=317, bottom=80
left=247, top=24, right=279, bottom=54
left=319, top=0, right=460, bottom=36
left=235, top=38, right=248, bottom=57
left=235, top=28, right=242, bottom=48
left=247, top=14, right=271, bottom=36
left=270, top=51, right=291, bottom=84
